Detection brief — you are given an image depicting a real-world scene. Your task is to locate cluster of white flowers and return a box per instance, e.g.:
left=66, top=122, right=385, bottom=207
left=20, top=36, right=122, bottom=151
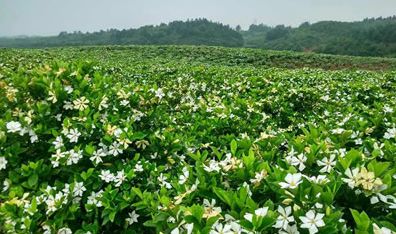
left=99, top=170, right=126, bottom=187
left=6, top=121, right=38, bottom=143
left=203, top=153, right=243, bottom=173
left=0, top=156, right=8, bottom=170
left=285, top=148, right=307, bottom=171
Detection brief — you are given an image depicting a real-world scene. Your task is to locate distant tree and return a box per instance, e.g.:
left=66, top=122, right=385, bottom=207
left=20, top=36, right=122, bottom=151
left=58, top=31, right=68, bottom=37
left=266, top=25, right=290, bottom=41
left=2, top=19, right=243, bottom=48
left=299, top=22, right=310, bottom=28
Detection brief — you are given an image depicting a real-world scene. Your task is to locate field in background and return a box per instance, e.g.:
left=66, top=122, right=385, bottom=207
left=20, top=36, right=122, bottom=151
left=2, top=46, right=396, bottom=71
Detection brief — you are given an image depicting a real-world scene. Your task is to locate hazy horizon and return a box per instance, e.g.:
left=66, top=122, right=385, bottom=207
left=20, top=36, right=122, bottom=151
left=1, top=0, right=396, bottom=37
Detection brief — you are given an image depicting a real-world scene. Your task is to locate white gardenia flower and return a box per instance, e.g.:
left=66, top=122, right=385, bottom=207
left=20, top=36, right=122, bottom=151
left=355, top=138, right=363, bottom=145
left=19, top=127, right=28, bottom=136
left=6, top=121, right=22, bottom=133
left=66, top=128, right=81, bottom=143
left=73, top=182, right=86, bottom=197
left=120, top=99, right=129, bottom=106
left=273, top=206, right=295, bottom=230
left=29, top=129, right=38, bottom=143
left=64, top=85, right=74, bottom=94
left=0, top=157, right=8, bottom=170
left=73, top=96, right=89, bottom=111
left=383, top=106, right=394, bottom=113
left=99, top=96, right=109, bottom=111
left=3, top=180, right=10, bottom=192
left=63, top=101, right=74, bottom=110
left=203, top=199, right=220, bottom=210
left=244, top=213, right=254, bottom=222
left=99, top=170, right=115, bottom=183
left=331, top=128, right=345, bottom=134
left=184, top=223, right=194, bottom=234
left=317, top=155, right=336, bottom=173
left=279, top=173, right=303, bottom=189
left=209, top=222, right=233, bottom=234
left=114, top=170, right=126, bottom=187
left=67, top=149, right=83, bottom=165
left=373, top=223, right=393, bottom=234
left=46, top=195, right=57, bottom=214
left=203, top=159, right=221, bottom=173
left=171, top=227, right=180, bottom=234
left=47, top=91, right=57, bottom=103
left=51, top=149, right=66, bottom=168
left=250, top=170, right=268, bottom=185
left=90, top=149, right=106, bottom=164
left=126, top=210, right=139, bottom=225
left=42, top=225, right=51, bottom=234
left=114, top=128, right=123, bottom=138
left=171, top=223, right=194, bottom=234
left=179, top=167, right=189, bottom=185
left=57, top=227, right=72, bottom=234
left=158, top=173, right=172, bottom=189
left=155, top=88, right=165, bottom=100
left=321, top=95, right=330, bottom=101
left=108, top=142, right=123, bottom=156
left=255, top=207, right=269, bottom=217
left=306, top=175, right=330, bottom=185
left=288, top=153, right=307, bottom=171
left=279, top=224, right=300, bottom=234
left=134, top=163, right=144, bottom=172
left=87, top=190, right=103, bottom=207
left=384, top=128, right=396, bottom=139
left=52, top=136, right=64, bottom=149
left=299, top=210, right=325, bottom=234
left=342, top=168, right=360, bottom=189
left=336, top=148, right=347, bottom=158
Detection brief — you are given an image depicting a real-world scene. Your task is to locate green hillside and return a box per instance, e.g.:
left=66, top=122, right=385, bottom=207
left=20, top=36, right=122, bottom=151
left=243, top=16, right=396, bottom=57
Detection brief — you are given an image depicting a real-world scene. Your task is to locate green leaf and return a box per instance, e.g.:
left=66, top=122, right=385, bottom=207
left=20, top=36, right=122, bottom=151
left=231, top=140, right=237, bottom=155
left=367, top=161, right=390, bottom=177
left=132, top=187, right=143, bottom=199
left=190, top=205, right=204, bottom=223
left=81, top=168, right=95, bottom=181
left=213, top=187, right=233, bottom=208
left=28, top=174, right=39, bottom=187
left=109, top=211, right=117, bottom=223
left=85, top=144, right=95, bottom=155
left=350, top=209, right=371, bottom=231
left=242, top=149, right=255, bottom=169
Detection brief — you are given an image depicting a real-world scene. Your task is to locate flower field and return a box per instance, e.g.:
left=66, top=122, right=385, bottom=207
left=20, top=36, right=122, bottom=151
left=0, top=46, right=396, bottom=233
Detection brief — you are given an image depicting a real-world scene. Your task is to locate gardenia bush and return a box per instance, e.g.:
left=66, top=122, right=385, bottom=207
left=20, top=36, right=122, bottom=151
left=0, top=58, right=396, bottom=234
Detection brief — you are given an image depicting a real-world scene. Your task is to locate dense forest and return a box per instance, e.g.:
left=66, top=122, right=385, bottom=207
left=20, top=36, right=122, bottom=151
left=0, top=19, right=244, bottom=48
left=243, top=16, right=396, bottom=57
left=1, top=16, right=396, bottom=57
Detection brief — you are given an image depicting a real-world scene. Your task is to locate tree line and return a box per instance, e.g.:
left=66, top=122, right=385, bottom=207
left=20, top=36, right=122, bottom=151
left=0, top=19, right=244, bottom=48
left=243, top=16, right=396, bottom=57
left=1, top=17, right=396, bottom=57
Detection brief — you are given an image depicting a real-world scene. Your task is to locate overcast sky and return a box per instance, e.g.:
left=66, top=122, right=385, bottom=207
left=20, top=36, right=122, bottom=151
left=1, top=0, right=395, bottom=37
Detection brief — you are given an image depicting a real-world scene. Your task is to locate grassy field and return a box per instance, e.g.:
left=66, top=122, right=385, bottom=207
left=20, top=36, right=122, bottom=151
left=0, top=46, right=396, bottom=233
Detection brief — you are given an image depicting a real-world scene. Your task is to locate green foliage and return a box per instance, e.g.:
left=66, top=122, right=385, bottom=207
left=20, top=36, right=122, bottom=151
left=0, top=46, right=395, bottom=233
